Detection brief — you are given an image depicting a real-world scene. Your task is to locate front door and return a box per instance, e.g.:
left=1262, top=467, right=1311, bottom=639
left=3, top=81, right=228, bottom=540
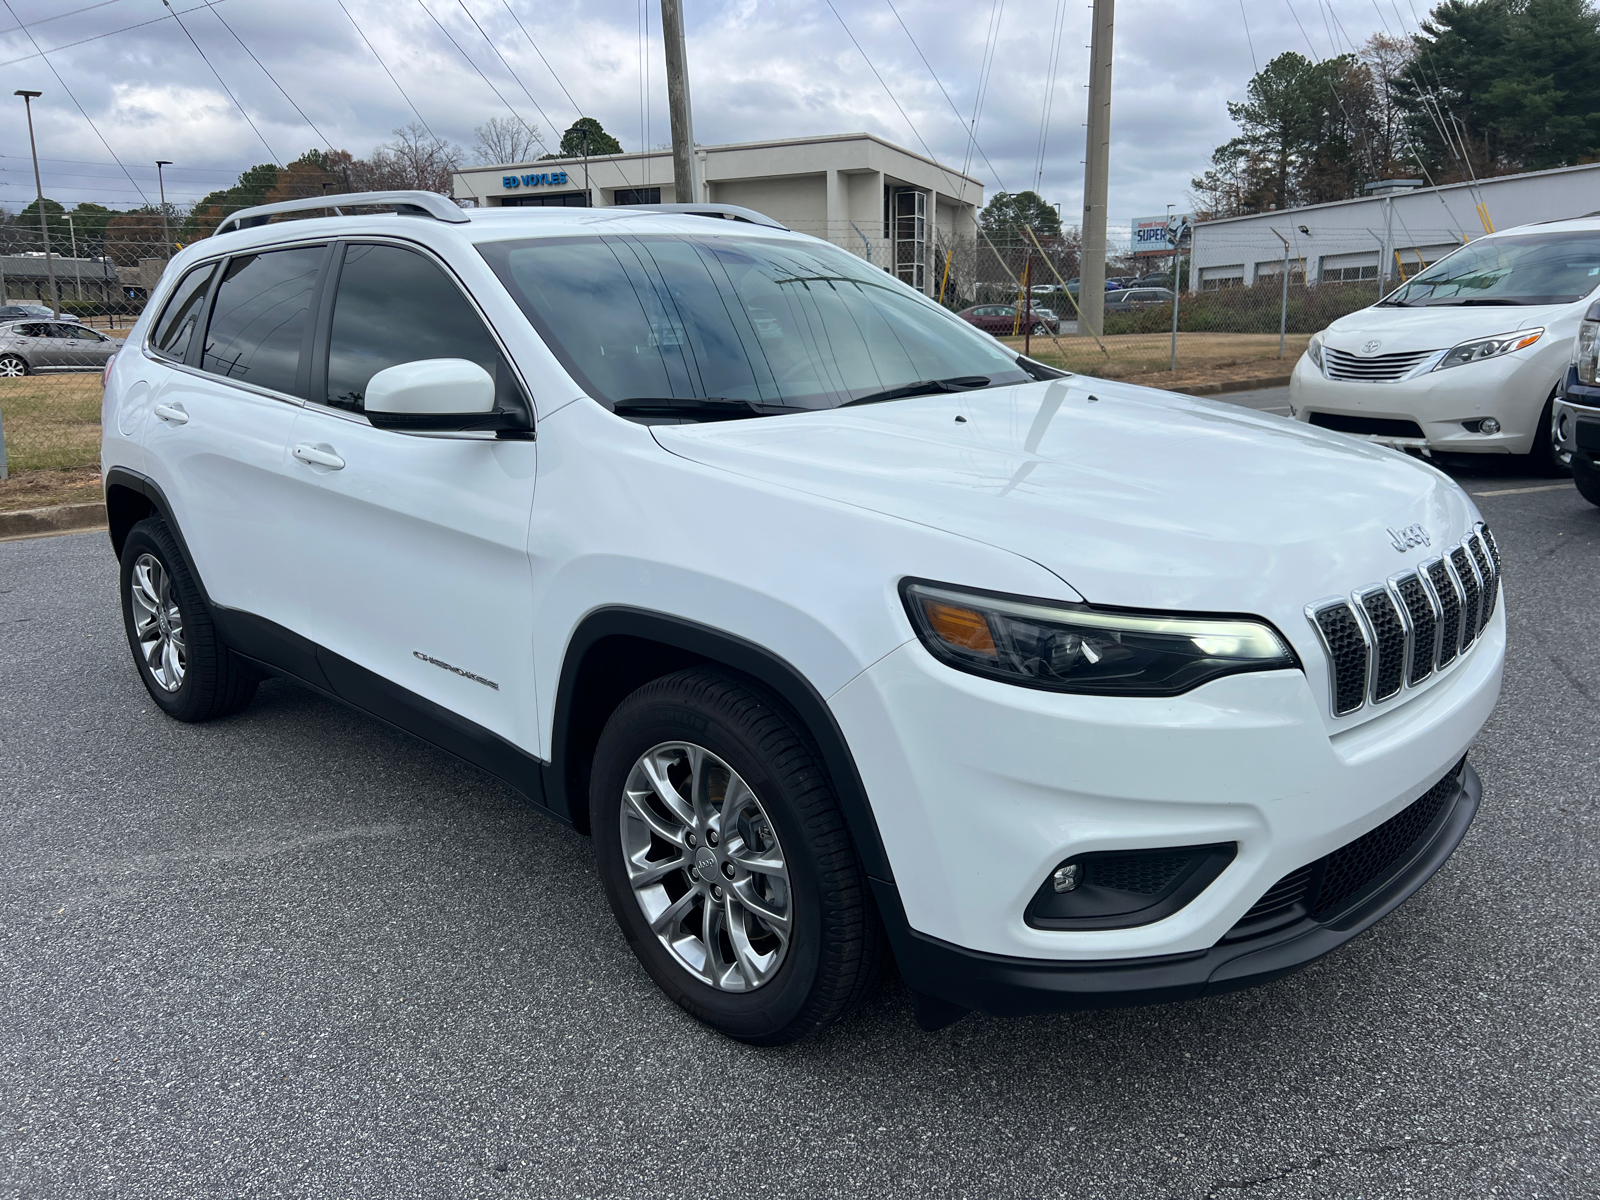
left=283, top=241, right=539, bottom=750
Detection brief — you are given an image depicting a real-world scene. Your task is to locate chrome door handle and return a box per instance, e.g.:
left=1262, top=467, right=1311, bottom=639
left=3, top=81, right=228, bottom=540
left=152, top=402, right=188, bottom=425
left=292, top=442, right=345, bottom=470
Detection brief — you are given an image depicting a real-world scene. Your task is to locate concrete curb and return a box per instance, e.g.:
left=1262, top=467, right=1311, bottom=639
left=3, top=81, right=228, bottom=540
left=1169, top=374, right=1293, bottom=396
left=0, top=501, right=107, bottom=541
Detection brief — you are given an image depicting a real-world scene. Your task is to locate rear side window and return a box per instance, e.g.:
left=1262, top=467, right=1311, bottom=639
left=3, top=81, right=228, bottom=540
left=201, top=246, right=324, bottom=396
left=323, top=243, right=524, bottom=413
left=149, top=262, right=216, bottom=362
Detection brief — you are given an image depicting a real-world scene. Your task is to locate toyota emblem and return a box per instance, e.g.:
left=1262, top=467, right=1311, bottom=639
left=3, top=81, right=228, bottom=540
left=1361, top=339, right=1382, bottom=355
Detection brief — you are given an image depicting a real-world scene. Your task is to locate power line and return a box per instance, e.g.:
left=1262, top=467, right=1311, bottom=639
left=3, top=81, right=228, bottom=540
left=160, top=0, right=280, bottom=163
left=1032, top=0, right=1068, bottom=193
left=0, top=0, right=151, bottom=205
left=335, top=0, right=445, bottom=149
left=414, top=0, right=542, bottom=152
left=1240, top=0, right=1260, bottom=73
left=0, top=0, right=125, bottom=36
left=499, top=0, right=581, bottom=122
left=0, top=0, right=229, bottom=69
left=455, top=1, right=554, bottom=152
left=208, top=7, right=335, bottom=152
left=964, top=0, right=1006, bottom=186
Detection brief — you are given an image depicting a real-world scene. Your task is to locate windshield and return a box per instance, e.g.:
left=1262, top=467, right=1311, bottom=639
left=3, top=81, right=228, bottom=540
left=1385, top=231, right=1600, bottom=306
left=477, top=233, right=1030, bottom=411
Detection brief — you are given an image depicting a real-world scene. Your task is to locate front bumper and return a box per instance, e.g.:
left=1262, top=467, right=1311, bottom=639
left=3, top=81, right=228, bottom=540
left=878, top=762, right=1480, bottom=1016
left=1555, top=367, right=1600, bottom=461
left=1290, top=351, right=1559, bottom=455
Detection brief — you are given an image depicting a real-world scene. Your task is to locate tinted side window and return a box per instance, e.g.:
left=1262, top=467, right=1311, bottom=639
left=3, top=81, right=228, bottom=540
left=201, top=246, right=324, bottom=395
left=150, top=262, right=216, bottom=362
left=325, top=243, right=523, bottom=412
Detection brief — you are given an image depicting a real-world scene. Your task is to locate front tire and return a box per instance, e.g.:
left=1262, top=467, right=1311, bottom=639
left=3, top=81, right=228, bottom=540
left=119, top=517, right=258, bottom=722
left=1527, top=392, right=1571, bottom=477
left=590, top=668, right=881, bottom=1045
left=1029, top=322, right=1047, bottom=336
left=1574, top=453, right=1600, bottom=508
left=0, top=354, right=28, bottom=377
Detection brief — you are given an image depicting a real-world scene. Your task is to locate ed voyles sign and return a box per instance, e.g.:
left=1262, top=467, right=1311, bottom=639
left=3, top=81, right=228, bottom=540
left=503, top=171, right=571, bottom=189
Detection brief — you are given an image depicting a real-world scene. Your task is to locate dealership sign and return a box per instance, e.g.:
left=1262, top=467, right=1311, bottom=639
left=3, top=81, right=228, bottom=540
left=1131, top=213, right=1194, bottom=256
left=502, top=171, right=571, bottom=189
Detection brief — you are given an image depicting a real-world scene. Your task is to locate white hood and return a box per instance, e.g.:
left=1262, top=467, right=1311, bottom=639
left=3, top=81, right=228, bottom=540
left=651, top=377, right=1481, bottom=646
left=1323, top=300, right=1572, bottom=355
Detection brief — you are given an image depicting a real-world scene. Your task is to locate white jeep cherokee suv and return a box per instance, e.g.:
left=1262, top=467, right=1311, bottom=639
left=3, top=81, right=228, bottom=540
left=101, top=192, right=1505, bottom=1043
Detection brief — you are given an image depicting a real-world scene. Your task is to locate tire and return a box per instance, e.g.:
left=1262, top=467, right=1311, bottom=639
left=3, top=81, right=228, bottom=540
left=0, top=354, right=27, bottom=378
left=1574, top=452, right=1600, bottom=508
left=119, top=516, right=258, bottom=722
left=1526, top=392, right=1572, bottom=478
left=1029, top=322, right=1047, bottom=336
left=590, top=667, right=883, bottom=1045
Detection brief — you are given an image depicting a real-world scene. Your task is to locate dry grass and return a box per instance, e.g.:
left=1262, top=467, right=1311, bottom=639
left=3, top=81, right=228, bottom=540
left=0, top=465, right=102, bottom=513
left=1003, top=332, right=1310, bottom=387
left=1, top=372, right=104, bottom=476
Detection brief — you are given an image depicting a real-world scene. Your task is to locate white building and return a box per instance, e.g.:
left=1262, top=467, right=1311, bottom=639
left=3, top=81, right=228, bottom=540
left=1189, top=161, right=1600, bottom=291
left=451, top=132, right=984, bottom=297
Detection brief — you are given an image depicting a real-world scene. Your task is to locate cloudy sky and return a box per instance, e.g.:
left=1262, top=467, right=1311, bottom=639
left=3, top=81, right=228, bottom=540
left=0, top=0, right=1420, bottom=239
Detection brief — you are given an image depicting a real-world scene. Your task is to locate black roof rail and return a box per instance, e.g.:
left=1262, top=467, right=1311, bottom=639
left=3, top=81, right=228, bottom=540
left=213, top=191, right=470, bottom=236
left=607, top=202, right=788, bottom=230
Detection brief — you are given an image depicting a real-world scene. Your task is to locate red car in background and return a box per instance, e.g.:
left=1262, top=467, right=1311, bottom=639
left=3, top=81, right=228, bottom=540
left=957, top=303, right=1062, bottom=337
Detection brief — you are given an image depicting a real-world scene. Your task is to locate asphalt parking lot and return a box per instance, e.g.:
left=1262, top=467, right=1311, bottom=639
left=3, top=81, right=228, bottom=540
left=3, top=424, right=1599, bottom=1198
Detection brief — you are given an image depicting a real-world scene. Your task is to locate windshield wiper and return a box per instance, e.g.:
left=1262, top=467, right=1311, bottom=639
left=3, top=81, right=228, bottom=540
left=612, top=396, right=805, bottom=421
left=841, top=376, right=995, bottom=407
left=1444, top=297, right=1530, bottom=306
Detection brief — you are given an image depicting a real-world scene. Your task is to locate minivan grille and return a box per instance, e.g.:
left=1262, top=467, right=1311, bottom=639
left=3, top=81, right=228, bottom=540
left=1308, top=524, right=1500, bottom=717
left=1323, top=347, right=1438, bottom=382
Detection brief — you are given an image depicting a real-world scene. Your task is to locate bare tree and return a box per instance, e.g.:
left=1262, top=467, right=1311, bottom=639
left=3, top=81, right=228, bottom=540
left=354, top=124, right=465, bottom=195
left=472, top=116, right=542, bottom=166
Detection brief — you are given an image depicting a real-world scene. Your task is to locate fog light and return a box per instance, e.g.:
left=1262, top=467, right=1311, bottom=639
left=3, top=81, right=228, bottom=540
left=1480, top=417, right=1501, bottom=434
left=1052, top=864, right=1081, bottom=893
left=1558, top=411, right=1571, bottom=440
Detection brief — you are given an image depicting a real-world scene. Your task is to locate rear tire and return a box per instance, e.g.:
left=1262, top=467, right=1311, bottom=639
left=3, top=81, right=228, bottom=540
left=119, top=517, right=258, bottom=722
left=1029, top=322, right=1047, bottom=336
left=0, top=354, right=27, bottom=377
left=1527, top=392, right=1571, bottom=477
left=1574, top=453, right=1600, bottom=508
left=590, top=667, right=882, bottom=1045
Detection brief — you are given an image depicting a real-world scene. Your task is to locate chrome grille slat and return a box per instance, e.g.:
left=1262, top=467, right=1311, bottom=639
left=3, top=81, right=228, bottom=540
left=1323, top=347, right=1438, bottom=382
left=1309, top=525, right=1500, bottom=717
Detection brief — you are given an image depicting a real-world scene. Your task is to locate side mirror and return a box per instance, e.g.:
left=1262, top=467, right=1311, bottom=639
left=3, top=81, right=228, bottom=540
left=363, top=358, right=530, bottom=434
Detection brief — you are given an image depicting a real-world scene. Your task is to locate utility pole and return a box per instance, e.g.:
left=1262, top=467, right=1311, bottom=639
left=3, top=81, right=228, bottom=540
left=1078, top=0, right=1114, bottom=339
left=155, top=161, right=173, bottom=258
left=1167, top=204, right=1180, bottom=370
left=1273, top=228, right=1290, bottom=358
left=65, top=212, right=82, bottom=301
left=582, top=125, right=591, bottom=206
left=660, top=0, right=700, bottom=204
left=16, top=90, right=60, bottom=319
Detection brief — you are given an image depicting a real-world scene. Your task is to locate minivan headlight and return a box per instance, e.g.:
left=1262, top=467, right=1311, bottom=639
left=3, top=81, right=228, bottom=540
left=902, top=581, right=1298, bottom=696
left=1307, top=331, right=1325, bottom=371
left=1575, top=319, right=1599, bottom=385
left=1433, top=328, right=1543, bottom=371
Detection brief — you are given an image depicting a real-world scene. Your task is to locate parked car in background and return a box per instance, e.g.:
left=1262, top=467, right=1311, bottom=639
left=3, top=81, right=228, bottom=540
left=1554, top=297, right=1600, bottom=505
left=957, top=303, right=1062, bottom=336
left=1105, top=288, right=1176, bottom=313
left=0, top=319, right=120, bottom=375
left=1291, top=217, right=1600, bottom=474
left=0, top=304, right=57, bottom=321
left=1131, top=273, right=1180, bottom=289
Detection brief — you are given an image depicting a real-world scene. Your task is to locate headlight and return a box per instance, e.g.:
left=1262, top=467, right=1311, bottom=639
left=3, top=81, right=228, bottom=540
left=1575, top=319, right=1599, bottom=385
left=1307, top=331, right=1325, bottom=371
left=902, top=581, right=1299, bottom=696
left=1432, top=328, right=1543, bottom=371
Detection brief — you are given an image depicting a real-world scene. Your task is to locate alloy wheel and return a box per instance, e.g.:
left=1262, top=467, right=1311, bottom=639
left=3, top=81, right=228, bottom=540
left=0, top=356, right=25, bottom=378
left=129, top=553, right=186, bottom=692
left=620, top=741, right=792, bottom=992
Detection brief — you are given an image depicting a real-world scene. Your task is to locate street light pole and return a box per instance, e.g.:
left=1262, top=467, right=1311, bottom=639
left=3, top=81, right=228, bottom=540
left=155, top=161, right=173, bottom=258
left=15, top=89, right=61, bottom=318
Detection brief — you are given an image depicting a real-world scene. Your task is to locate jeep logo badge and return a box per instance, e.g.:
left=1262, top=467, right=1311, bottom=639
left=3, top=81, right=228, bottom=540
left=1388, top=523, right=1431, bottom=552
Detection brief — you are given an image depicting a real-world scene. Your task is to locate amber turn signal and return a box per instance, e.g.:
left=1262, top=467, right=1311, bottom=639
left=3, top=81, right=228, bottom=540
left=921, top=600, right=998, bottom=657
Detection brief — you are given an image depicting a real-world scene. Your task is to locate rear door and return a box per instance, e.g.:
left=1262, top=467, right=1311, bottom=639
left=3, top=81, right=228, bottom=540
left=283, top=239, right=538, bottom=746
left=13, top=323, right=57, bottom=368
left=141, top=245, right=325, bottom=638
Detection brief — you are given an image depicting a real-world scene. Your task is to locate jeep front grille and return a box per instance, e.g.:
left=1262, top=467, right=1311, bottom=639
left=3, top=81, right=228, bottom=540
left=1307, top=524, right=1500, bottom=717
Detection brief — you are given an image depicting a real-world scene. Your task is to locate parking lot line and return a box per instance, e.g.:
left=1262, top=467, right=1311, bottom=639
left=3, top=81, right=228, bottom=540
left=1470, top=484, right=1574, bottom=497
